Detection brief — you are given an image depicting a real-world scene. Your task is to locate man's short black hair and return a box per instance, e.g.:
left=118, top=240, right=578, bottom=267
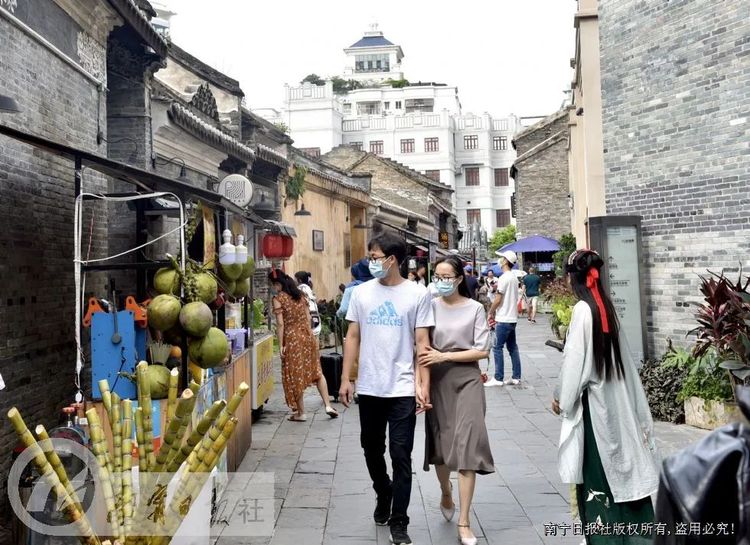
left=367, top=231, right=407, bottom=265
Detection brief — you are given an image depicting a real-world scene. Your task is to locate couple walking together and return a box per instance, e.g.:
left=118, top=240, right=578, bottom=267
left=339, top=232, right=494, bottom=545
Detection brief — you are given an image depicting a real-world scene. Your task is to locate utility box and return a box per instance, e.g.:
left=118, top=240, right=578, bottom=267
left=588, top=216, right=648, bottom=365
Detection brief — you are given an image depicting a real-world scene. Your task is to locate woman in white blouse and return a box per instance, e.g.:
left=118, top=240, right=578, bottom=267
left=553, top=249, right=659, bottom=544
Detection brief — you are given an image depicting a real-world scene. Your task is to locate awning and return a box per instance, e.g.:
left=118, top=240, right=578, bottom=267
left=265, top=220, right=297, bottom=237
left=500, top=235, right=560, bottom=253
left=0, top=123, right=271, bottom=228
left=435, top=248, right=451, bottom=257
left=414, top=245, right=429, bottom=252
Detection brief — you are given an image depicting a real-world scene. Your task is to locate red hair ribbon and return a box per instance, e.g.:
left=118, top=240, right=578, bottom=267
left=586, top=268, right=610, bottom=333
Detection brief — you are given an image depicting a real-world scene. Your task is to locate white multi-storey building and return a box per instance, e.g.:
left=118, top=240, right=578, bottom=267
left=259, top=27, right=518, bottom=232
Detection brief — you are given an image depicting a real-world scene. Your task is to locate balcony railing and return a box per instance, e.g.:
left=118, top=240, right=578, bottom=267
left=342, top=113, right=450, bottom=132
left=493, top=119, right=510, bottom=131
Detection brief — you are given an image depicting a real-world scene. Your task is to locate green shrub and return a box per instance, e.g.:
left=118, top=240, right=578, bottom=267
left=639, top=357, right=685, bottom=424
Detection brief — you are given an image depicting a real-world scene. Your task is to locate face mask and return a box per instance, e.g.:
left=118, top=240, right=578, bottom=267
left=368, top=259, right=390, bottom=279
left=270, top=287, right=278, bottom=296
left=435, top=279, right=457, bottom=297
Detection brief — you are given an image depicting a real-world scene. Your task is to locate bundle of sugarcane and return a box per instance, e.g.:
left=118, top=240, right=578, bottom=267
left=7, top=376, right=250, bottom=545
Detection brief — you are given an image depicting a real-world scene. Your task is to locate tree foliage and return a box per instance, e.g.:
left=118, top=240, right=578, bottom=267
left=488, top=225, right=517, bottom=254
left=301, top=73, right=325, bottom=85
left=552, top=233, right=577, bottom=277
left=331, top=76, right=363, bottom=94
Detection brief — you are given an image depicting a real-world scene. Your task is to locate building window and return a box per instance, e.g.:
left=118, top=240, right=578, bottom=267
left=424, top=137, right=439, bottom=152
left=357, top=101, right=381, bottom=115
left=424, top=170, right=440, bottom=182
left=395, top=101, right=402, bottom=109
left=465, top=167, right=480, bottom=186
left=467, top=209, right=481, bottom=226
left=405, top=98, right=434, bottom=113
left=493, top=136, right=507, bottom=151
left=464, top=135, right=478, bottom=150
left=355, top=54, right=390, bottom=73
left=343, top=103, right=352, bottom=115
left=350, top=142, right=363, bottom=151
left=496, top=209, right=511, bottom=227
left=384, top=101, right=390, bottom=110
left=300, top=147, right=321, bottom=158
left=370, top=141, right=384, bottom=155
left=400, top=139, right=415, bottom=154
left=494, top=168, right=509, bottom=187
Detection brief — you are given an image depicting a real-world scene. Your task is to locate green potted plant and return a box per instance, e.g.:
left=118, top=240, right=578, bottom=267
left=686, top=269, right=750, bottom=428
left=543, top=278, right=575, bottom=339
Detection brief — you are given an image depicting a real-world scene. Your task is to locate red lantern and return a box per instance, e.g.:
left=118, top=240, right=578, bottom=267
left=262, top=233, right=285, bottom=258
left=281, top=235, right=294, bottom=258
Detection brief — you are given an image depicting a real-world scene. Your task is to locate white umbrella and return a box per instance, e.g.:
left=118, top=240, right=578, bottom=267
left=513, top=269, right=527, bottom=278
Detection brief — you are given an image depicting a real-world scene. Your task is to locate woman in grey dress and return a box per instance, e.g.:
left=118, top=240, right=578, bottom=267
left=418, top=255, right=494, bottom=545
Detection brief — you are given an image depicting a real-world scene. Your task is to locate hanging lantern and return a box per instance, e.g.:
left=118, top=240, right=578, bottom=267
left=262, top=233, right=285, bottom=259
left=281, top=235, right=294, bottom=258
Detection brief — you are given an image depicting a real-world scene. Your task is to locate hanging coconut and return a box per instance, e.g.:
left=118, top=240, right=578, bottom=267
left=238, top=256, right=256, bottom=281
left=233, top=278, right=250, bottom=299
left=146, top=364, right=172, bottom=399
left=162, top=324, right=185, bottom=346
left=154, top=267, right=180, bottom=295
left=195, top=272, right=218, bottom=305
left=188, top=327, right=229, bottom=369
left=179, top=301, right=213, bottom=338
left=148, top=295, right=182, bottom=331
left=219, top=262, right=243, bottom=282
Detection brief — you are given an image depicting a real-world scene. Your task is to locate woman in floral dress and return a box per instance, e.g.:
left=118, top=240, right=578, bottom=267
left=269, top=270, right=338, bottom=421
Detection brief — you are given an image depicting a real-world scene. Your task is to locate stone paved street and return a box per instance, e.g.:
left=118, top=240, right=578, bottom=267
left=214, top=315, right=707, bottom=545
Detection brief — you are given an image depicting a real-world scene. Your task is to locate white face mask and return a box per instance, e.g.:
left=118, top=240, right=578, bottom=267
left=434, top=279, right=457, bottom=297
left=368, top=258, right=391, bottom=279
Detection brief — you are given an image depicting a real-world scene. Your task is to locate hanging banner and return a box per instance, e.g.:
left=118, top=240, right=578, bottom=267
left=203, top=205, right=216, bottom=268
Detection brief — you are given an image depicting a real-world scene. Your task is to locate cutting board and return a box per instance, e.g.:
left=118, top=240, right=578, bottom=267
left=91, top=310, right=144, bottom=400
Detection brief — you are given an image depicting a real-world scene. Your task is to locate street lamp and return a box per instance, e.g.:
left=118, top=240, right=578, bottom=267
left=294, top=202, right=311, bottom=216
left=0, top=94, right=21, bottom=113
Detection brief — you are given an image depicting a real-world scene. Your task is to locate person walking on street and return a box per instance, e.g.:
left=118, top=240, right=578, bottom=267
left=269, top=270, right=339, bottom=421
left=522, top=266, right=542, bottom=323
left=553, top=249, right=658, bottom=543
left=336, top=258, right=374, bottom=393
left=486, top=269, right=498, bottom=305
left=294, top=271, right=321, bottom=337
left=418, top=255, right=494, bottom=545
left=416, top=264, right=428, bottom=286
left=484, top=250, right=522, bottom=387
left=339, top=233, right=434, bottom=545
left=464, top=266, right=479, bottom=300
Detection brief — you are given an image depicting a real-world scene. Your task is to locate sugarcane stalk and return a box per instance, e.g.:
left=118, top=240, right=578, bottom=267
left=36, top=425, right=84, bottom=512
left=136, top=362, right=155, bottom=470
left=121, top=399, right=134, bottom=538
left=166, top=400, right=225, bottom=474
left=134, top=408, right=147, bottom=473
left=99, top=379, right=112, bottom=415
left=8, top=409, right=101, bottom=545
left=154, top=417, right=239, bottom=545
left=166, top=368, right=179, bottom=427
left=187, top=383, right=248, bottom=470
left=87, top=408, right=123, bottom=542
left=111, top=394, right=123, bottom=527
left=152, top=389, right=194, bottom=472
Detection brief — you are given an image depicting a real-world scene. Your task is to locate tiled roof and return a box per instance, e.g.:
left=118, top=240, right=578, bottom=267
left=170, top=44, right=243, bottom=96
left=255, top=143, right=289, bottom=168
left=349, top=35, right=395, bottom=48
left=107, top=0, right=168, bottom=58
left=168, top=102, right=255, bottom=164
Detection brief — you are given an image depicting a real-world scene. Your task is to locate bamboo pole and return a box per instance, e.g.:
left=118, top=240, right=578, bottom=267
left=166, top=368, right=179, bottom=428
left=134, top=408, right=147, bottom=473
left=165, top=401, right=225, bottom=474
left=35, top=424, right=84, bottom=512
left=111, top=395, right=123, bottom=526
left=136, top=362, right=155, bottom=470
left=8, top=408, right=101, bottom=545
left=121, top=399, right=134, bottom=538
left=87, top=408, right=123, bottom=542
left=152, top=390, right=194, bottom=472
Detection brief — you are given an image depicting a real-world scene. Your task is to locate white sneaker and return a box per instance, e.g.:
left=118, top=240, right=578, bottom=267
left=508, top=379, right=521, bottom=386
left=483, top=378, right=504, bottom=387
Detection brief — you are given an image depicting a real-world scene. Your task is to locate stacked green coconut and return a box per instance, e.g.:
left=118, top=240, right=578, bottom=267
left=217, top=255, right=255, bottom=300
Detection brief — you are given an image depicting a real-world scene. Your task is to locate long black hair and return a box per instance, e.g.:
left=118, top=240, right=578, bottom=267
left=434, top=255, right=472, bottom=298
left=294, top=271, right=312, bottom=288
left=268, top=269, right=303, bottom=301
left=566, top=249, right=624, bottom=381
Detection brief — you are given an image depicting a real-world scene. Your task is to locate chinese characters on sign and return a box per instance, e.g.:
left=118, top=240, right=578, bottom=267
left=544, top=522, right=736, bottom=537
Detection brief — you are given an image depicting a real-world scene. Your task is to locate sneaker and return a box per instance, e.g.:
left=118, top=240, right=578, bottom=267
left=508, top=378, right=521, bottom=386
left=483, top=378, right=504, bottom=387
left=374, top=490, right=392, bottom=526
left=390, top=521, right=412, bottom=545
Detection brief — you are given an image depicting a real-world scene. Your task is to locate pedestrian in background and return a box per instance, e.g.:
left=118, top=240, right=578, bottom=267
left=336, top=258, right=374, bottom=392
left=416, top=264, right=428, bottom=286
left=522, top=266, right=542, bottom=323
left=294, top=271, right=321, bottom=337
left=553, top=250, right=658, bottom=543
left=408, top=270, right=418, bottom=282
left=339, top=233, right=434, bottom=545
left=419, top=255, right=494, bottom=545
left=484, top=250, right=522, bottom=386
left=463, top=265, right=479, bottom=300
left=269, top=270, right=339, bottom=421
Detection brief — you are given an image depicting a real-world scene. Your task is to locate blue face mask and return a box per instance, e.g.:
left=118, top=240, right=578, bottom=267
left=368, top=258, right=391, bottom=279
left=435, top=279, right=457, bottom=297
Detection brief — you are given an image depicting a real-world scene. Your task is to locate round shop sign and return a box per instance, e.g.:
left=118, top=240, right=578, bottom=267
left=218, top=174, right=254, bottom=207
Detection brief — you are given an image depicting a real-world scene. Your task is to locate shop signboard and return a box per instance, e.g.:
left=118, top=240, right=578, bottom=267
left=203, top=204, right=216, bottom=269
left=252, top=334, right=275, bottom=410
left=439, top=231, right=449, bottom=249
left=589, top=216, right=647, bottom=364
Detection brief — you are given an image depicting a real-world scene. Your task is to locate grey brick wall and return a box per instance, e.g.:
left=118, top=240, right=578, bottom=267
left=599, top=0, right=750, bottom=356
left=0, top=14, right=109, bottom=535
left=513, top=112, right=570, bottom=240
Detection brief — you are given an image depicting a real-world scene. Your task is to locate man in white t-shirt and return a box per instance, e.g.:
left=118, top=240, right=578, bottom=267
left=484, top=250, right=522, bottom=387
left=340, top=232, right=434, bottom=545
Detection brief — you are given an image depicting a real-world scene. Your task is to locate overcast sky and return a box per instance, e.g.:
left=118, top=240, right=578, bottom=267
left=168, top=1, right=576, bottom=118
